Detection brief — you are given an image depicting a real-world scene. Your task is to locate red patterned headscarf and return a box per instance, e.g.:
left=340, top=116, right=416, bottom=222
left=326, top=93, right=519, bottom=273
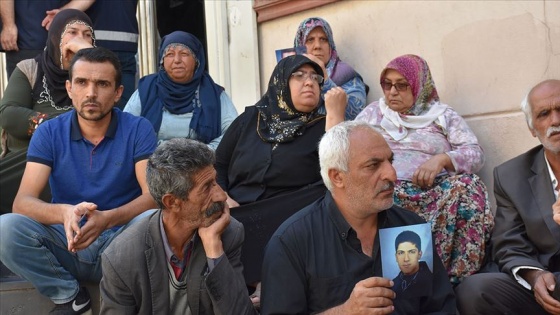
left=381, top=54, right=439, bottom=115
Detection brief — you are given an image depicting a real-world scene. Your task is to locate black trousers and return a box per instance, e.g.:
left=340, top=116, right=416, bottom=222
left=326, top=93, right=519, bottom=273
left=456, top=272, right=549, bottom=315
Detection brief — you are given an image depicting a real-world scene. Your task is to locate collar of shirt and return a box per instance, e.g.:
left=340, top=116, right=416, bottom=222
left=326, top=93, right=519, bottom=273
left=326, top=191, right=387, bottom=255
left=159, top=212, right=196, bottom=269
left=70, top=108, right=119, bottom=141
left=544, top=151, right=559, bottom=199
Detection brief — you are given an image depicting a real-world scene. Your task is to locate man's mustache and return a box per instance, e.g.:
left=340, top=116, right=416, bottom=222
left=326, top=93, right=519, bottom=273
left=547, top=126, right=560, bottom=138
left=377, top=182, right=395, bottom=194
left=205, top=201, right=225, bottom=217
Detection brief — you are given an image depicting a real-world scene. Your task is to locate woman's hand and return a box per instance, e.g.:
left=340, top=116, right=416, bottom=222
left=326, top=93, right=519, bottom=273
left=412, top=154, right=452, bottom=188
left=225, top=193, right=239, bottom=208
left=325, top=87, right=347, bottom=130
left=60, top=37, right=94, bottom=69
left=303, top=53, right=328, bottom=81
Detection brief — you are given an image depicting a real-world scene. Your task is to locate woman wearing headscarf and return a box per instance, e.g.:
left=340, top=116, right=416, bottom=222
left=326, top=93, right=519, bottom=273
left=294, top=17, right=367, bottom=120
left=215, top=54, right=346, bottom=307
left=355, top=54, right=494, bottom=285
left=124, top=31, right=237, bottom=149
left=0, top=8, right=95, bottom=157
left=0, top=9, right=94, bottom=215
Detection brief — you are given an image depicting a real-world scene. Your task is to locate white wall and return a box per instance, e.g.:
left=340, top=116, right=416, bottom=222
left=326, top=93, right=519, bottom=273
left=256, top=0, right=559, bottom=209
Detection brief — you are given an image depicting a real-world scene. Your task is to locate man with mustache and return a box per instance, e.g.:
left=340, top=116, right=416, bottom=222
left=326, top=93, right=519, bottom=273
left=100, top=138, right=258, bottom=314
left=0, top=47, right=158, bottom=314
left=260, top=121, right=455, bottom=314
left=457, top=80, right=560, bottom=314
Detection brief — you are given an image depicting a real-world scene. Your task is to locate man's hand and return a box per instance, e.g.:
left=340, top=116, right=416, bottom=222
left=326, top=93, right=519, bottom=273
left=63, top=202, right=97, bottom=252
left=303, top=53, right=328, bottom=81
left=322, top=277, right=395, bottom=314
left=41, top=9, right=60, bottom=30
left=528, top=270, right=560, bottom=314
left=0, top=24, right=18, bottom=51
left=412, top=154, right=451, bottom=188
left=198, top=205, right=231, bottom=258
left=553, top=198, right=560, bottom=225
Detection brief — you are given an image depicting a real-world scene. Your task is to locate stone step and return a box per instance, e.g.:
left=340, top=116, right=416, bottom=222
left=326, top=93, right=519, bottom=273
left=0, top=264, right=100, bottom=315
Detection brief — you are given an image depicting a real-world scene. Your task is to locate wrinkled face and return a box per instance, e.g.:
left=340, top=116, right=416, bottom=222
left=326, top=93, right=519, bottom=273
left=341, top=128, right=397, bottom=215
left=289, top=64, right=321, bottom=113
left=529, top=82, right=560, bottom=154
left=396, top=242, right=422, bottom=275
left=382, top=69, right=415, bottom=113
left=163, top=45, right=197, bottom=83
left=66, top=60, right=122, bottom=122
left=60, top=22, right=94, bottom=70
left=305, top=27, right=331, bottom=65
left=181, top=166, right=227, bottom=228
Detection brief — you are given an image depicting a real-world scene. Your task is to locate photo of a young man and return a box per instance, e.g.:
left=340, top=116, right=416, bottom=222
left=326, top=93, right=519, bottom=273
left=392, top=230, right=433, bottom=298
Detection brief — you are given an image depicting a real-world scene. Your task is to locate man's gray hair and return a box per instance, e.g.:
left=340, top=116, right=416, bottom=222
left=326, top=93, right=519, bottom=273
left=146, top=138, right=215, bottom=209
left=520, top=92, right=533, bottom=129
left=319, top=121, right=379, bottom=191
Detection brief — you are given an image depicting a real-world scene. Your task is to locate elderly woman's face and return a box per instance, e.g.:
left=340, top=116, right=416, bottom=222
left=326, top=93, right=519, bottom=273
left=382, top=69, right=414, bottom=113
left=60, top=22, right=94, bottom=70
left=289, top=64, right=321, bottom=113
left=305, top=27, right=331, bottom=66
left=163, top=45, right=197, bottom=83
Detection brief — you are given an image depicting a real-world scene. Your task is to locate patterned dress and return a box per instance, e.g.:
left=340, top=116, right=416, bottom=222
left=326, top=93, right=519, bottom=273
left=355, top=54, right=494, bottom=285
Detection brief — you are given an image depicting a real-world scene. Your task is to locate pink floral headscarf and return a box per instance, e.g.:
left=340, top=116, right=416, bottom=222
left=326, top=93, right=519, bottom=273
left=381, top=54, right=439, bottom=116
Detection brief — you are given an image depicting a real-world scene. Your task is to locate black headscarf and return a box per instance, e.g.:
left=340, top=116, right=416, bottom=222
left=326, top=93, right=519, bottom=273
left=256, top=55, right=325, bottom=144
left=33, top=9, right=95, bottom=110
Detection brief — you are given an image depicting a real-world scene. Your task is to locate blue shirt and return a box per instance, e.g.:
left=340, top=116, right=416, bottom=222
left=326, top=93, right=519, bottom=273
left=319, top=75, right=367, bottom=120
left=28, top=108, right=157, bottom=211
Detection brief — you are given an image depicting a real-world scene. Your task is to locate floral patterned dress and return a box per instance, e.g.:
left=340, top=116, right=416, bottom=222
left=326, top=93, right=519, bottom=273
left=356, top=100, right=494, bottom=285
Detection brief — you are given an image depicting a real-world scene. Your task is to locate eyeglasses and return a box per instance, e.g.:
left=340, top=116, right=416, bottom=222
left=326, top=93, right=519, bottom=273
left=291, top=71, right=324, bottom=84
left=380, top=81, right=410, bottom=92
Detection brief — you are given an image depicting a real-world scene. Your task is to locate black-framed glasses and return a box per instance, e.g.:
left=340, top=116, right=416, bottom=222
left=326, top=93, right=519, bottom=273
left=380, top=81, right=410, bottom=92
left=291, top=71, right=324, bottom=84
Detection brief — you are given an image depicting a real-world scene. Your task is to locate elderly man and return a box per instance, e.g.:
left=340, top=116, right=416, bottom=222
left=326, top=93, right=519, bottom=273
left=100, top=138, right=257, bottom=314
left=456, top=79, right=560, bottom=314
left=260, top=121, right=455, bottom=314
left=0, top=47, right=157, bottom=314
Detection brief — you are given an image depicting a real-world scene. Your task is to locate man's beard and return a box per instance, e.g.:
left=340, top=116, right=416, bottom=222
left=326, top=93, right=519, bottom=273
left=77, top=99, right=112, bottom=121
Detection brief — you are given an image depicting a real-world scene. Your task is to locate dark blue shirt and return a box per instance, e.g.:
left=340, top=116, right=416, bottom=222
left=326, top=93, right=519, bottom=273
left=261, top=191, right=456, bottom=314
left=6, top=1, right=68, bottom=50
left=28, top=108, right=156, bottom=211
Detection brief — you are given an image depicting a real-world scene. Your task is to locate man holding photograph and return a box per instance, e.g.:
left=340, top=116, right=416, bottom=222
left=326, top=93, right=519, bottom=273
left=260, top=121, right=455, bottom=314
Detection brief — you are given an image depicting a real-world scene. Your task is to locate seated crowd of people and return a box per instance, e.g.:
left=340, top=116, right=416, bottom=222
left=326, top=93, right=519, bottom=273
left=0, top=10, right=558, bottom=315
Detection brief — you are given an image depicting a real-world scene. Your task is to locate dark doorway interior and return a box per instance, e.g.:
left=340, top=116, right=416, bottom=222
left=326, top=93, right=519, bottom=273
left=156, top=0, right=208, bottom=70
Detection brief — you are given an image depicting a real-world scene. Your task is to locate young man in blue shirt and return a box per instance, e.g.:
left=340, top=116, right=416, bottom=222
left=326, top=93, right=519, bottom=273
left=0, top=47, right=157, bottom=315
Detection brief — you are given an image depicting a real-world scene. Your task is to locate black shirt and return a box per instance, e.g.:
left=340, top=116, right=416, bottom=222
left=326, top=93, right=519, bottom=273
left=215, top=106, right=325, bottom=204
left=393, top=261, right=434, bottom=299
left=261, top=192, right=456, bottom=314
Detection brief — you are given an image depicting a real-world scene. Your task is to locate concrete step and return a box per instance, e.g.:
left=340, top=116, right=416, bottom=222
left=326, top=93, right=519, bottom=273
left=0, top=263, right=100, bottom=314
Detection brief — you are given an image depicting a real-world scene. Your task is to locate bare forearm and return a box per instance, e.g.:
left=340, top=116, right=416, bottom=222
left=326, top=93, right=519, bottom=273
left=13, top=195, right=70, bottom=225
left=61, top=0, right=96, bottom=12
left=103, top=193, right=157, bottom=229
left=0, top=0, right=15, bottom=26
left=318, top=304, right=346, bottom=315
